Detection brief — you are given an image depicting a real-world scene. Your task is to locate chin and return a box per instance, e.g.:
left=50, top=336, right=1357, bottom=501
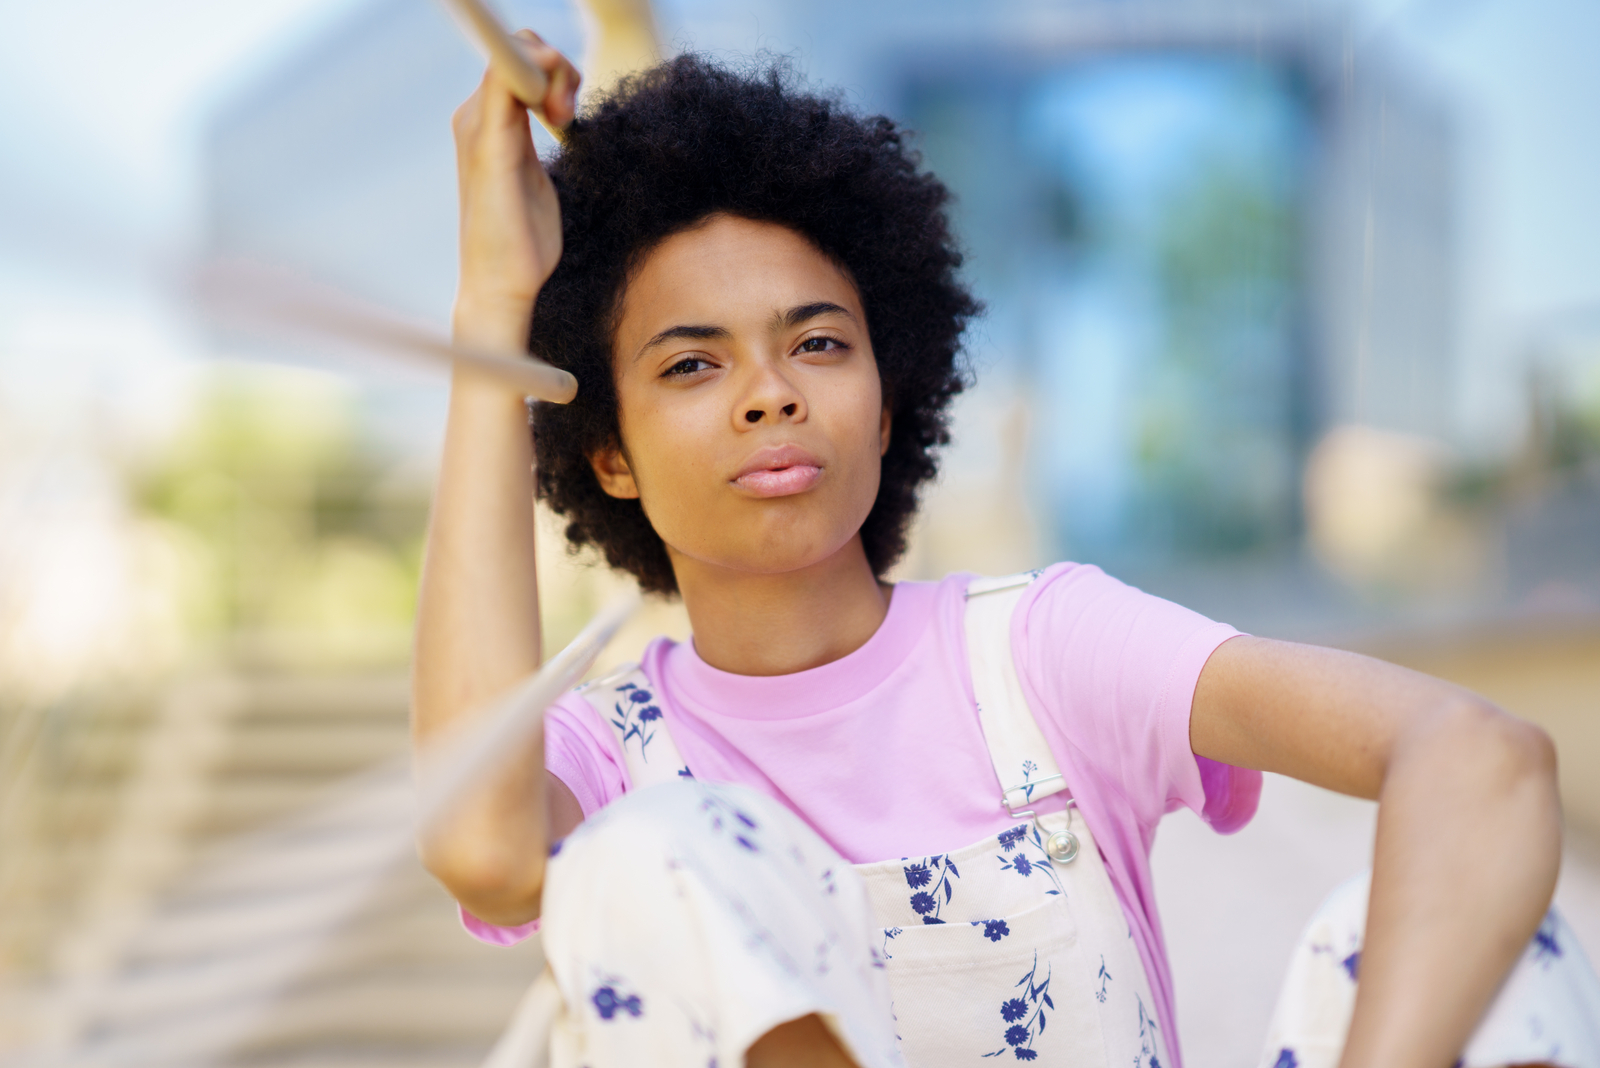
left=675, top=525, right=863, bottom=579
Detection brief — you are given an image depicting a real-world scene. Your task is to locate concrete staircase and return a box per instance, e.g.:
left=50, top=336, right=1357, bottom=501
left=11, top=670, right=543, bottom=1068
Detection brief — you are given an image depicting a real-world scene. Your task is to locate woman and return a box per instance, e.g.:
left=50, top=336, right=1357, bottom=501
left=413, top=30, right=1592, bottom=1068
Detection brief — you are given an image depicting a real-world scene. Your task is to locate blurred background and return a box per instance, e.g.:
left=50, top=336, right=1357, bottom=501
left=1, top=0, right=1597, bottom=1065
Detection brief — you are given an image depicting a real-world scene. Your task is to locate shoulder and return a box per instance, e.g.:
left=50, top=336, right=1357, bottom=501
left=544, top=637, right=681, bottom=814
left=1015, top=561, right=1231, bottom=655
left=1006, top=559, right=1239, bottom=733
left=559, top=637, right=677, bottom=728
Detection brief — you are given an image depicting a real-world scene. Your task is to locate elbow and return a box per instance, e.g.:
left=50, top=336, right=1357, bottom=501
left=1413, top=696, right=1558, bottom=804
left=420, top=839, right=546, bottom=927
left=1473, top=699, right=1556, bottom=789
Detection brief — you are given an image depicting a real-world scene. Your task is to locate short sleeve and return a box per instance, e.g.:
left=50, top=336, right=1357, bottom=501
left=544, top=693, right=629, bottom=818
left=458, top=690, right=629, bottom=946
left=1013, top=562, right=1260, bottom=834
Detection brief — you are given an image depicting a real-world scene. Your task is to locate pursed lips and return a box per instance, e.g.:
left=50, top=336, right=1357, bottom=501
left=731, top=444, right=824, bottom=498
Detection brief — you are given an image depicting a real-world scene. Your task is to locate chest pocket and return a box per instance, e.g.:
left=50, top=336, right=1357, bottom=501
left=580, top=574, right=1170, bottom=1068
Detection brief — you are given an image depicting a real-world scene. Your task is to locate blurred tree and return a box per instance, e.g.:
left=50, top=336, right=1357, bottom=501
left=130, top=364, right=428, bottom=658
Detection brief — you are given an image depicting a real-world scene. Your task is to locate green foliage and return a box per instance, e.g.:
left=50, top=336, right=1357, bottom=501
left=130, top=364, right=429, bottom=647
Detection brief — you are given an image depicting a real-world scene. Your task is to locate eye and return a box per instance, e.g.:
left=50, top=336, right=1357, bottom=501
left=796, top=336, right=847, bottom=354
left=662, top=355, right=713, bottom=377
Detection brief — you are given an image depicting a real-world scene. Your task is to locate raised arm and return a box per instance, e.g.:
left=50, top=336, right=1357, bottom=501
left=1191, top=636, right=1560, bottom=1068
left=411, top=32, right=585, bottom=926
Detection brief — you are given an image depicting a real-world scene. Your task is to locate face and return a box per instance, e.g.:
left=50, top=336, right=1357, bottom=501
left=591, top=214, right=890, bottom=582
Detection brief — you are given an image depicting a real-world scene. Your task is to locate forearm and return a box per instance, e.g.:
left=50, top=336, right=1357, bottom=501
left=412, top=296, right=549, bottom=918
left=415, top=297, right=543, bottom=730
left=1341, top=701, right=1561, bottom=1068
left=412, top=32, right=581, bottom=924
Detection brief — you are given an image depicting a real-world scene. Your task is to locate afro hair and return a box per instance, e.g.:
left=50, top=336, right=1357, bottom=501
left=528, top=54, right=980, bottom=594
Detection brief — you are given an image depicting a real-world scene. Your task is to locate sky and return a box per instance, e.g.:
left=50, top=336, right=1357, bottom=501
left=0, top=0, right=1597, bottom=450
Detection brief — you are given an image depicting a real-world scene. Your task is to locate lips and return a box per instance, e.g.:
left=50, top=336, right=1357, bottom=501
left=732, top=444, right=824, bottom=498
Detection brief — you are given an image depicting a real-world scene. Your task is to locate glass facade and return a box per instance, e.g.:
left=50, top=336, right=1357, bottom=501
left=903, top=54, right=1314, bottom=568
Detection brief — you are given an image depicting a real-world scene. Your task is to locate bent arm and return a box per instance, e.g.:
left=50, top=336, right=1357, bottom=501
left=1191, top=636, right=1561, bottom=1068
left=411, top=33, right=583, bottom=927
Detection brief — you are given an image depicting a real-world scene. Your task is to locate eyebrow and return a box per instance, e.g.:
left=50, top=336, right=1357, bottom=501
left=774, top=301, right=856, bottom=330
left=638, top=323, right=731, bottom=356
left=635, top=302, right=858, bottom=361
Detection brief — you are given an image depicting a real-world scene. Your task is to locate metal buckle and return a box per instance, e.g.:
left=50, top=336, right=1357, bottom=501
left=1002, top=794, right=1079, bottom=864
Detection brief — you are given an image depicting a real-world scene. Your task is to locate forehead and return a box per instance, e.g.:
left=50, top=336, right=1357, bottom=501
left=616, top=214, right=863, bottom=341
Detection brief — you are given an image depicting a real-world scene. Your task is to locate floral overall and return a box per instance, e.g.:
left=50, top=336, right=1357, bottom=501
left=478, top=574, right=1600, bottom=1068
left=547, top=572, right=1171, bottom=1068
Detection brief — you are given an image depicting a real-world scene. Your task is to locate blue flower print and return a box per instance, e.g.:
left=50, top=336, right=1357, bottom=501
left=880, top=927, right=902, bottom=962
left=900, top=852, right=960, bottom=924
left=995, top=824, right=1065, bottom=896
left=699, top=791, right=761, bottom=852
left=984, top=952, right=1052, bottom=1060
left=1095, top=956, right=1111, bottom=1003
left=592, top=983, right=643, bottom=1020
left=1309, top=937, right=1361, bottom=982
left=1272, top=1049, right=1297, bottom=1068
left=876, top=927, right=902, bottom=965
left=981, top=919, right=1010, bottom=942
left=1134, top=995, right=1161, bottom=1068
left=610, top=683, right=662, bottom=761
left=1533, top=911, right=1562, bottom=965
left=1016, top=759, right=1041, bottom=803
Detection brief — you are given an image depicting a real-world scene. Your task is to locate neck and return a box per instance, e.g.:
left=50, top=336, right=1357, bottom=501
left=670, top=536, right=892, bottom=676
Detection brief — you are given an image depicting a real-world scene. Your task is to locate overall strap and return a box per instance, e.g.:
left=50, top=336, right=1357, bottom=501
left=963, top=571, right=1071, bottom=816
left=577, top=663, right=691, bottom=790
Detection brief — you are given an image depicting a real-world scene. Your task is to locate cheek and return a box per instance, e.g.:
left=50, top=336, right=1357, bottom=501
left=834, top=376, right=887, bottom=478
left=616, top=391, right=723, bottom=511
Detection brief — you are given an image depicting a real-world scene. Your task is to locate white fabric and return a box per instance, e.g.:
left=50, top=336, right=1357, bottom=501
left=575, top=662, right=690, bottom=788
left=482, top=970, right=562, bottom=1068
left=962, top=571, right=1070, bottom=814
left=539, top=781, right=903, bottom=1068
left=1260, top=872, right=1600, bottom=1068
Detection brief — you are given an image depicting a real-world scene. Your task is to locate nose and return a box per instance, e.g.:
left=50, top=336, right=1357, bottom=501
left=735, top=361, right=806, bottom=428
left=744, top=403, right=798, bottom=423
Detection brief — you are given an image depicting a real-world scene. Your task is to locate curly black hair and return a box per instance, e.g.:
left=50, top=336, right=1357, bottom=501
left=528, top=54, right=980, bottom=595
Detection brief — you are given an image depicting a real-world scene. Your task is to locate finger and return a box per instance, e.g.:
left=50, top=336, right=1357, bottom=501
left=510, top=30, right=573, bottom=124
left=511, top=29, right=581, bottom=127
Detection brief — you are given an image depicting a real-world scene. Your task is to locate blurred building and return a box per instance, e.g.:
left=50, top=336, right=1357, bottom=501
left=205, top=0, right=1454, bottom=577
left=864, top=2, right=1455, bottom=572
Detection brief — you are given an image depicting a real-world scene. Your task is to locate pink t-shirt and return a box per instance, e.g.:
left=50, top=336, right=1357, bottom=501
left=465, top=563, right=1260, bottom=1067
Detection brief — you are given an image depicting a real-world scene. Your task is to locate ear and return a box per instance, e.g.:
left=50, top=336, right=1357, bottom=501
left=589, top=444, right=640, bottom=499
left=879, top=404, right=892, bottom=457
